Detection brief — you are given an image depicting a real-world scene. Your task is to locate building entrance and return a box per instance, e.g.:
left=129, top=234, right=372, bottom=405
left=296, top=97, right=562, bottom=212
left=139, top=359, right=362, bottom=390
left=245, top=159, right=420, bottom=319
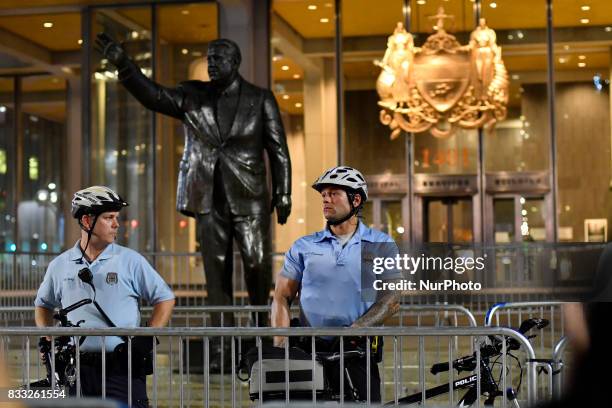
left=362, top=198, right=405, bottom=243
left=489, top=195, right=548, bottom=243
left=424, top=197, right=473, bottom=243
left=485, top=172, right=552, bottom=242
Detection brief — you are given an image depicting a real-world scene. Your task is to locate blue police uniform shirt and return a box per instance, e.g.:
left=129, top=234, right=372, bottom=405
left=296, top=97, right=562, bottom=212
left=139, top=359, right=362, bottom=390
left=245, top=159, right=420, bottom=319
left=35, top=241, right=175, bottom=352
left=280, top=221, right=399, bottom=328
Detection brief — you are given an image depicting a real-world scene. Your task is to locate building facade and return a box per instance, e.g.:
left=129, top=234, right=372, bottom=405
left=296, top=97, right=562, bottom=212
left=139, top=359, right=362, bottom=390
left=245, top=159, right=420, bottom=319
left=0, top=0, right=610, bottom=263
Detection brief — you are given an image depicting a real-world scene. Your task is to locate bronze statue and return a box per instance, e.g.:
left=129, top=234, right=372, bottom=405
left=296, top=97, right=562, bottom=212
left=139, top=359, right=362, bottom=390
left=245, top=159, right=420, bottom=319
left=95, top=34, right=292, bottom=334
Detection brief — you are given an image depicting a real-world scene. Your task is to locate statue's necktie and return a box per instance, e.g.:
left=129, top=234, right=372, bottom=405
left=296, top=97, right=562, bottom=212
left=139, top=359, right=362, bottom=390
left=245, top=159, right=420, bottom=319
left=215, top=87, right=240, bottom=140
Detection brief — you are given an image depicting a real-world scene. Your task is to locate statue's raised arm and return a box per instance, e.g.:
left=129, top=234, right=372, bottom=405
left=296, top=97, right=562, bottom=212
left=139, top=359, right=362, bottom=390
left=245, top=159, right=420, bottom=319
left=95, top=32, right=185, bottom=120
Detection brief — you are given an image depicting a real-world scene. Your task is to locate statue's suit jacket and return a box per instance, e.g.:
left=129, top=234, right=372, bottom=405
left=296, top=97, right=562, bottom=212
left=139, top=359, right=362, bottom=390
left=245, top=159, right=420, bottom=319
left=117, top=60, right=291, bottom=217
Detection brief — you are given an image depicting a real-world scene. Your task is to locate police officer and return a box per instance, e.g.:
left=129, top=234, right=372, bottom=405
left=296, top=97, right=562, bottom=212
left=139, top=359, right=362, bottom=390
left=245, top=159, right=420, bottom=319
left=34, top=186, right=175, bottom=407
left=271, top=166, right=401, bottom=402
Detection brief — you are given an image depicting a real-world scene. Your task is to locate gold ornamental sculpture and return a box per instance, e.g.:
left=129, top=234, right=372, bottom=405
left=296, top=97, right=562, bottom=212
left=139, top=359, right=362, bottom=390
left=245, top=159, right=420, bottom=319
left=375, top=8, right=509, bottom=139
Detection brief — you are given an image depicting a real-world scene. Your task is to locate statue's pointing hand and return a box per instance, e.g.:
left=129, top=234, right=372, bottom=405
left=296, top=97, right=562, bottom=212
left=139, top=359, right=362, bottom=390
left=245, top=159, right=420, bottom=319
left=95, top=33, right=127, bottom=66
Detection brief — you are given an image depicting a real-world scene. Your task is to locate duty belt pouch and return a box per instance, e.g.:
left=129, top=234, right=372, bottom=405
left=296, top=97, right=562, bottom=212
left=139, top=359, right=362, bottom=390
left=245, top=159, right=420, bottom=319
left=132, top=336, right=158, bottom=375
left=371, top=335, right=384, bottom=363
left=336, top=336, right=384, bottom=363
left=239, top=345, right=325, bottom=401
left=114, top=336, right=159, bottom=376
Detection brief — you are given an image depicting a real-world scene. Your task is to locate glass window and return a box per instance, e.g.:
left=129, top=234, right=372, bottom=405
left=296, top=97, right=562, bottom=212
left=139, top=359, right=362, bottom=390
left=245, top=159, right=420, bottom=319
left=271, top=0, right=338, bottom=247
left=19, top=75, right=66, bottom=253
left=0, top=78, right=15, bottom=252
left=414, top=129, right=478, bottom=174
left=482, top=0, right=550, bottom=173
left=362, top=201, right=374, bottom=228
left=381, top=199, right=404, bottom=242
left=493, top=197, right=515, bottom=243
left=554, top=0, right=612, bottom=242
left=0, top=10, right=81, bottom=253
left=521, top=197, right=546, bottom=242
left=409, top=0, right=479, bottom=175
left=90, top=7, right=153, bottom=251
left=342, top=0, right=406, bottom=175
left=155, top=2, right=218, bottom=254
left=426, top=197, right=473, bottom=243
left=270, top=51, right=308, bottom=252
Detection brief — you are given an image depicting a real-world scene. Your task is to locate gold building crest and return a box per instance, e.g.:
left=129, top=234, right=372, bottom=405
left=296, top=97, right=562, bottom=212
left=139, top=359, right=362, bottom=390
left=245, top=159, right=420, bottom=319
left=375, top=8, right=509, bottom=138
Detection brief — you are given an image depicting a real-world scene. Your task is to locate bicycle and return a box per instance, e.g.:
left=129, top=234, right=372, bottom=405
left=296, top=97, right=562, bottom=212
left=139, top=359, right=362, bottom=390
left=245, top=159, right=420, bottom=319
left=389, top=317, right=549, bottom=407
left=28, top=298, right=92, bottom=390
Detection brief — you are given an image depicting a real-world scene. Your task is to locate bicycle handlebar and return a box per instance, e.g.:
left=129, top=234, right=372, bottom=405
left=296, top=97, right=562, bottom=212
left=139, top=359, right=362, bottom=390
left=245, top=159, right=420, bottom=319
left=431, top=354, right=478, bottom=375
left=430, top=318, right=549, bottom=376
left=56, top=298, right=92, bottom=316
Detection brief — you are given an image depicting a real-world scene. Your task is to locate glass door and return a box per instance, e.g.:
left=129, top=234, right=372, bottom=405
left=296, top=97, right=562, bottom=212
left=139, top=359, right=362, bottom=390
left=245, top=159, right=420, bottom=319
left=424, top=197, right=473, bottom=243
left=491, top=195, right=548, bottom=284
left=491, top=195, right=547, bottom=243
left=364, top=197, right=406, bottom=242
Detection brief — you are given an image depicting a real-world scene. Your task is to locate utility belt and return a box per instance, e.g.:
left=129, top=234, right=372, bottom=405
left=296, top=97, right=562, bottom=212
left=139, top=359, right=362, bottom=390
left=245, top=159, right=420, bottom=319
left=79, top=351, right=125, bottom=374
left=288, top=319, right=383, bottom=362
left=293, top=335, right=384, bottom=363
left=79, top=352, right=130, bottom=377
left=78, top=336, right=157, bottom=377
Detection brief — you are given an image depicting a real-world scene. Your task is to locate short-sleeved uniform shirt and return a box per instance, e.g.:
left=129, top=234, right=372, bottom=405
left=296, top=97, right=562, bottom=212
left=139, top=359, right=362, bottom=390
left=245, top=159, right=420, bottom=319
left=35, top=241, right=175, bottom=351
left=281, top=222, right=398, bottom=328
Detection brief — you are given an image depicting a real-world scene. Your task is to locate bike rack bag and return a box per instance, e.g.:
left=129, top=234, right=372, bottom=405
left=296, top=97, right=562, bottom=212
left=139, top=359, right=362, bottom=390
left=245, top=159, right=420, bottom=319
left=239, top=344, right=325, bottom=401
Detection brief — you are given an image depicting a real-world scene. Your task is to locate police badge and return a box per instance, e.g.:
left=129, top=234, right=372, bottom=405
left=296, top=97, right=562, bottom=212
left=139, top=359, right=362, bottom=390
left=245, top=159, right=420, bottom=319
left=106, top=272, right=118, bottom=285
left=375, top=7, right=509, bottom=139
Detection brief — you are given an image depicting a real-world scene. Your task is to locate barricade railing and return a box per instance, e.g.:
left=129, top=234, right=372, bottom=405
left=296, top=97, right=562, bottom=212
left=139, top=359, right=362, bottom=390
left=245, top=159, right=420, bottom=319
left=0, top=326, right=537, bottom=408
left=0, top=251, right=285, bottom=308
left=485, top=302, right=565, bottom=346
left=0, top=304, right=477, bottom=328
left=551, top=336, right=568, bottom=400
left=0, top=303, right=478, bottom=406
left=485, top=301, right=567, bottom=401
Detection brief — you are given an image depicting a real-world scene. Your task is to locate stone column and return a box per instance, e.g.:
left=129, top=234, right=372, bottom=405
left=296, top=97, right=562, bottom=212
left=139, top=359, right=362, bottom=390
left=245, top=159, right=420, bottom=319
left=63, top=77, right=83, bottom=247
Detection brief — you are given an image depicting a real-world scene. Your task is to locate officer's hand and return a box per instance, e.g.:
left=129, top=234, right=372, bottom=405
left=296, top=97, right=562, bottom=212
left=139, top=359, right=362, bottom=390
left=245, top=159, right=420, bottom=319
left=94, top=33, right=127, bottom=66
left=273, top=336, right=288, bottom=348
left=271, top=194, right=291, bottom=225
left=38, top=337, right=51, bottom=364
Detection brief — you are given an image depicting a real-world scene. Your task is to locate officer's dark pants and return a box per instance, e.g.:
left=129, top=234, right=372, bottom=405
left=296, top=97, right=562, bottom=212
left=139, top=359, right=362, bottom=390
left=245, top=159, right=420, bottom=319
left=69, top=354, right=148, bottom=408
left=196, top=169, right=272, bottom=329
left=314, top=339, right=381, bottom=403
left=325, top=357, right=381, bottom=402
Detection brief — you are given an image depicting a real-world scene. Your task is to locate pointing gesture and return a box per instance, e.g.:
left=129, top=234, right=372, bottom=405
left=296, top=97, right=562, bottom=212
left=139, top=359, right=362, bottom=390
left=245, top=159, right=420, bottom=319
left=94, top=32, right=127, bottom=66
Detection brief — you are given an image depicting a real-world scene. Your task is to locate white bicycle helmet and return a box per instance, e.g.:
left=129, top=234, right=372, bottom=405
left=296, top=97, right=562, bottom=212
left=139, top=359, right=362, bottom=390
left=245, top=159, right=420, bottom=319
left=71, top=186, right=128, bottom=219
left=312, top=166, right=368, bottom=226
left=312, top=166, right=368, bottom=201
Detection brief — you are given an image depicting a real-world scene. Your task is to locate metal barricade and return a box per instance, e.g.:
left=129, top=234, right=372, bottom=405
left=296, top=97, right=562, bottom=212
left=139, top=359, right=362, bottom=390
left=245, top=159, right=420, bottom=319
left=0, top=251, right=287, bottom=308
left=485, top=302, right=565, bottom=349
left=551, top=336, right=568, bottom=400
left=485, top=301, right=567, bottom=402
left=0, top=303, right=477, bottom=405
left=0, top=304, right=477, bottom=327
left=0, top=326, right=537, bottom=408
